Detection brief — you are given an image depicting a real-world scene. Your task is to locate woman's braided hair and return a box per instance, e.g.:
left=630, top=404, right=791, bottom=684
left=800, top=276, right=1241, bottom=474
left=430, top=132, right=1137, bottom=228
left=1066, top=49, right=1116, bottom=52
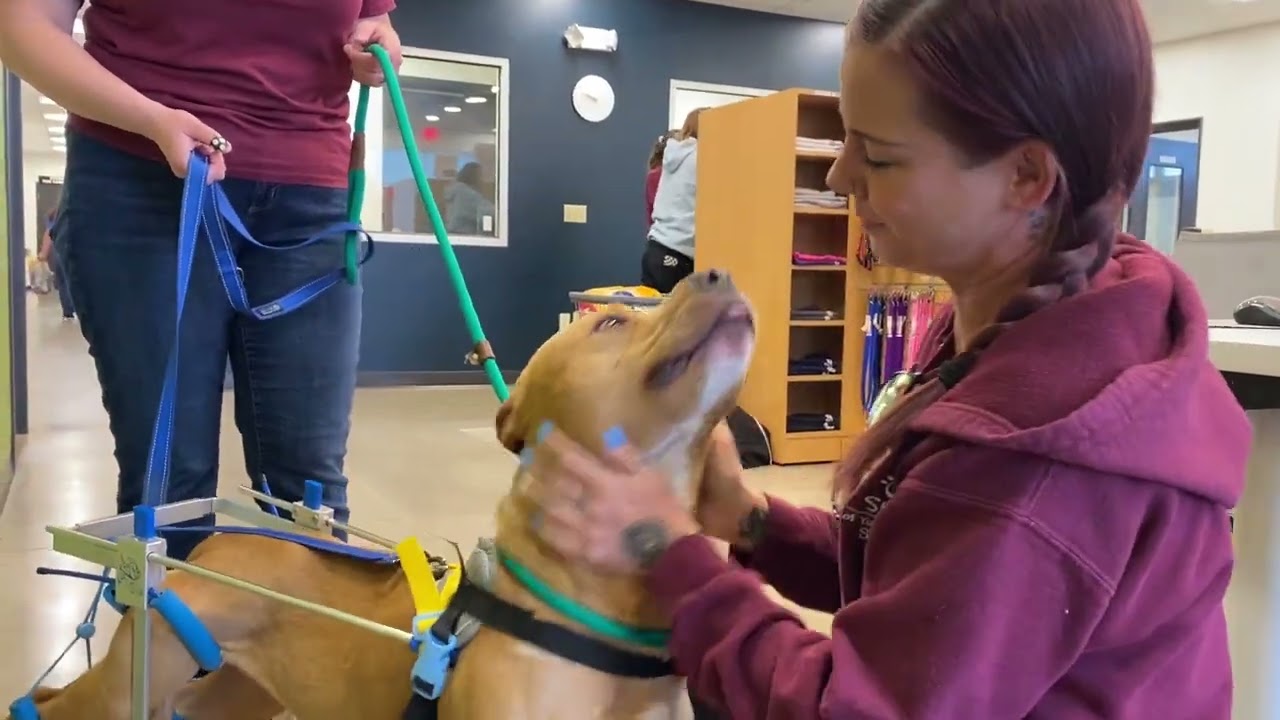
left=835, top=0, right=1155, bottom=499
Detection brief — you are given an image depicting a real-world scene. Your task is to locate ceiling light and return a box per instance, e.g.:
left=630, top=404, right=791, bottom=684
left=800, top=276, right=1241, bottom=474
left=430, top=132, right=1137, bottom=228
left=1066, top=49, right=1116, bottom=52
left=465, top=96, right=487, bottom=104
left=39, top=96, right=58, bottom=106
left=425, top=114, right=440, bottom=122
left=48, top=124, right=65, bottom=133
left=44, top=112, right=68, bottom=123
left=491, top=85, right=499, bottom=94
left=51, top=146, right=66, bottom=153
left=443, top=106, right=461, bottom=113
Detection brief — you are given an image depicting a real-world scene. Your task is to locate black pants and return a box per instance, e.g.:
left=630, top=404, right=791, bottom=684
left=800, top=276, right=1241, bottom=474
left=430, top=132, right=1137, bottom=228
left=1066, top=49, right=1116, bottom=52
left=640, top=239, right=694, bottom=294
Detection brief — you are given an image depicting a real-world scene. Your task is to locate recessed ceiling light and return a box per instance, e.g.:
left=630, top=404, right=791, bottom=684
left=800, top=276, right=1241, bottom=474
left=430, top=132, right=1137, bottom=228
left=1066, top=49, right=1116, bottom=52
left=443, top=106, right=462, bottom=113
left=39, top=96, right=57, bottom=106
left=465, top=96, right=487, bottom=104
left=491, top=85, right=499, bottom=94
left=51, top=145, right=66, bottom=152
left=425, top=114, right=440, bottom=122
left=44, top=112, right=68, bottom=122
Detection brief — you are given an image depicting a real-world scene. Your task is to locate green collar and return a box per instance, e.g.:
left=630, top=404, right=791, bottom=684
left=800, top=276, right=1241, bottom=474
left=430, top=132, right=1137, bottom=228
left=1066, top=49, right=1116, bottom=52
left=496, top=549, right=671, bottom=650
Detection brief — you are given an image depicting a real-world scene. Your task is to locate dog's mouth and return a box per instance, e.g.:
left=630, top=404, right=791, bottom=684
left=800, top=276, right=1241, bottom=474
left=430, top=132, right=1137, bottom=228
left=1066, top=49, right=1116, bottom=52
left=645, top=301, right=754, bottom=389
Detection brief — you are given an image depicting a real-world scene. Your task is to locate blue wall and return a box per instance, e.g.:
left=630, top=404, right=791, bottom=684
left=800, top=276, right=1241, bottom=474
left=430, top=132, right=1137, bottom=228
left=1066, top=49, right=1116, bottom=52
left=360, top=0, right=845, bottom=381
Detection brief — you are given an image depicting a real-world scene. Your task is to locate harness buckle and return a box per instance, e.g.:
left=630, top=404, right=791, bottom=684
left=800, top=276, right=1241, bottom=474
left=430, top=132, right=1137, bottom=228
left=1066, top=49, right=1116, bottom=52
left=410, top=615, right=458, bottom=701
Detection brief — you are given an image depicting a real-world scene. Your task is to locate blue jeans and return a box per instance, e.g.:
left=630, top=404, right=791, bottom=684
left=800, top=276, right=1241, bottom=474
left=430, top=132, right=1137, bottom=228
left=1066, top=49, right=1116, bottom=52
left=54, top=130, right=361, bottom=560
left=48, top=249, right=76, bottom=317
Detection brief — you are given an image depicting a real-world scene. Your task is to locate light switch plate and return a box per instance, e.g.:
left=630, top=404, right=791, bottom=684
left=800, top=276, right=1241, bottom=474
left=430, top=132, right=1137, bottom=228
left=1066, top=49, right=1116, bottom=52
left=563, top=204, right=588, bottom=223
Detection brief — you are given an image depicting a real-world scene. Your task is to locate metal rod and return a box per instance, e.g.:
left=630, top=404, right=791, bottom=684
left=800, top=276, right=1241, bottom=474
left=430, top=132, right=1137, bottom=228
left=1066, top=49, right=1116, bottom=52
left=131, top=589, right=150, bottom=720
left=213, top=497, right=311, bottom=534
left=327, top=519, right=397, bottom=549
left=71, top=499, right=217, bottom=540
left=237, top=486, right=294, bottom=513
left=147, top=554, right=413, bottom=645
left=235, top=485, right=396, bottom=548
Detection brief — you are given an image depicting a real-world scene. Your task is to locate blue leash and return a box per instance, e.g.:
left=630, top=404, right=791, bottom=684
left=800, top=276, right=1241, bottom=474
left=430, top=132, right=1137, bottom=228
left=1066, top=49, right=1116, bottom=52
left=143, top=152, right=374, bottom=508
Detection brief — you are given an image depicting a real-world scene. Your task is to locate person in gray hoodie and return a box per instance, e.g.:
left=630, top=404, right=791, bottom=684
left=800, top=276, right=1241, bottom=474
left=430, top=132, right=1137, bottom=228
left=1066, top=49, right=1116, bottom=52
left=641, top=108, right=706, bottom=293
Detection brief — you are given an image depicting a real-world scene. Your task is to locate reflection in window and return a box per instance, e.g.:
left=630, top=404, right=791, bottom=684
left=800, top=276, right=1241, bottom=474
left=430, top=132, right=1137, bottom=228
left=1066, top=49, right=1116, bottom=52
left=349, top=50, right=507, bottom=245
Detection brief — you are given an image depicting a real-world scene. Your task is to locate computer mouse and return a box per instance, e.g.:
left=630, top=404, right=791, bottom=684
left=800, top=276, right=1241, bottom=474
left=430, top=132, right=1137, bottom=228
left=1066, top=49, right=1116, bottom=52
left=1232, top=296, right=1280, bottom=327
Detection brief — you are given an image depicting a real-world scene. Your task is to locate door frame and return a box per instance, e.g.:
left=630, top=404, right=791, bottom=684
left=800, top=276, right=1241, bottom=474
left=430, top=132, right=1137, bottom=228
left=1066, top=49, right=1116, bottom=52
left=1125, top=117, right=1203, bottom=243
left=668, top=79, right=773, bottom=129
left=4, top=72, right=24, bottom=444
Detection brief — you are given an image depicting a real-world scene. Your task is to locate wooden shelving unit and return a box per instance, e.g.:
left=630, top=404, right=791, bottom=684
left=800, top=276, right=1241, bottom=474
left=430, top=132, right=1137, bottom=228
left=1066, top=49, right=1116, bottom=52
left=694, top=89, right=948, bottom=465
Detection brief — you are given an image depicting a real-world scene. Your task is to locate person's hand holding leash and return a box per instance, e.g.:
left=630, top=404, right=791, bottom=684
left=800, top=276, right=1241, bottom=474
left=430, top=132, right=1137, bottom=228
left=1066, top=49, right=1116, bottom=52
left=142, top=105, right=229, bottom=183
left=345, top=14, right=403, bottom=87
left=526, top=423, right=699, bottom=575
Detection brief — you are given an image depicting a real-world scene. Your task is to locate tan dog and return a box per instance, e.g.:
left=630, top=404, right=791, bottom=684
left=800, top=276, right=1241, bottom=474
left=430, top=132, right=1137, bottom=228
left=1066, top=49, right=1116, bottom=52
left=13, top=269, right=755, bottom=720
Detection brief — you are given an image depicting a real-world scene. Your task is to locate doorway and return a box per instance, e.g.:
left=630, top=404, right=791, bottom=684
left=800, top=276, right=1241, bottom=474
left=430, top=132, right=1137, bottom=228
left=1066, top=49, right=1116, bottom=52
left=668, top=80, right=773, bottom=131
left=1123, top=119, right=1201, bottom=254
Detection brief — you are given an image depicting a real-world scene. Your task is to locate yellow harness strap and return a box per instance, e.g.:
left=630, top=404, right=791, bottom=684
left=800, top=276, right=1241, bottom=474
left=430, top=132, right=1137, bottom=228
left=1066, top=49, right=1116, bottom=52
left=396, top=538, right=462, bottom=634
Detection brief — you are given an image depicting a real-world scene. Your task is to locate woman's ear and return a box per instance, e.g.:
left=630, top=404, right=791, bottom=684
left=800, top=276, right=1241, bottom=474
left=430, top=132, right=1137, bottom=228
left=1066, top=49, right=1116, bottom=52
left=494, top=397, right=525, bottom=455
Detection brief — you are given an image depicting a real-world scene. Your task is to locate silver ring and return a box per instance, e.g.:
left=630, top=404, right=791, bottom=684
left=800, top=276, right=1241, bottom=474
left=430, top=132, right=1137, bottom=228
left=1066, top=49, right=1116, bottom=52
left=209, top=136, right=231, bottom=153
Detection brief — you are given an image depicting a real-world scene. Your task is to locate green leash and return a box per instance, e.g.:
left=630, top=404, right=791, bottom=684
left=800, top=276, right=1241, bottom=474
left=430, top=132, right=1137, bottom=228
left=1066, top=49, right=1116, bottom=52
left=349, top=46, right=664, bottom=649
left=347, top=45, right=510, bottom=403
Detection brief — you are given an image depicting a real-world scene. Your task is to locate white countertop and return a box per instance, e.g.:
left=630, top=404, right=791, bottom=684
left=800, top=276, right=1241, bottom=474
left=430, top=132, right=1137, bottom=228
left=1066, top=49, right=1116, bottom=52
left=1209, top=324, right=1280, bottom=378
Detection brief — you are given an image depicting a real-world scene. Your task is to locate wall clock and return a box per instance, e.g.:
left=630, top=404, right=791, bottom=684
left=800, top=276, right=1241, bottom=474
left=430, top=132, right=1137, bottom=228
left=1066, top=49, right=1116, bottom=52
left=572, top=74, right=615, bottom=123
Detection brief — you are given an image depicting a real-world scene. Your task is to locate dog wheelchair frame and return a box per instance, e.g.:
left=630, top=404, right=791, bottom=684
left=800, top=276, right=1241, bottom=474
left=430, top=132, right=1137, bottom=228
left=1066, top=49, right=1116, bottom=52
left=10, top=476, right=465, bottom=717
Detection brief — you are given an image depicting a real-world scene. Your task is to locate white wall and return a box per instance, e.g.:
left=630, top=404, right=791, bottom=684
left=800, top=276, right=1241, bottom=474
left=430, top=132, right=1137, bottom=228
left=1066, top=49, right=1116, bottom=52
left=1154, top=23, right=1280, bottom=232
left=21, top=151, right=64, bottom=254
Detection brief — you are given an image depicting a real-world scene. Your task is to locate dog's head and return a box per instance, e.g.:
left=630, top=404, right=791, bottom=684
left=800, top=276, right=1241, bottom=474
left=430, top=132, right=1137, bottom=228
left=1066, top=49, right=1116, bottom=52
left=496, top=270, right=755, bottom=501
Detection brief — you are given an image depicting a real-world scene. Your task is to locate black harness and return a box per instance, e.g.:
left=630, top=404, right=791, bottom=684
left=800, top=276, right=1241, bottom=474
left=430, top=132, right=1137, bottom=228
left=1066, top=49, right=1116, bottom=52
left=402, top=580, right=675, bottom=719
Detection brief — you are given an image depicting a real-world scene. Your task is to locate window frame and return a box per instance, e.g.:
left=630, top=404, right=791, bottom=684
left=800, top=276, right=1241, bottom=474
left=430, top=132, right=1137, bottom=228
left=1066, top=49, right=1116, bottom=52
left=350, top=46, right=510, bottom=248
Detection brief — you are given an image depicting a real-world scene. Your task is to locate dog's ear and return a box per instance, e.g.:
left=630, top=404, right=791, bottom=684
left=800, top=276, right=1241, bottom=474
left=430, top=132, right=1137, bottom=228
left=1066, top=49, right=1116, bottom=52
left=495, top=397, right=525, bottom=455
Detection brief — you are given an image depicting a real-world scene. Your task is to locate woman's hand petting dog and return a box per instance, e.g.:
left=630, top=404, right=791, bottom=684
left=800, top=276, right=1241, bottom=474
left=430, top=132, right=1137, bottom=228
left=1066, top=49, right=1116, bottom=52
left=525, top=422, right=699, bottom=575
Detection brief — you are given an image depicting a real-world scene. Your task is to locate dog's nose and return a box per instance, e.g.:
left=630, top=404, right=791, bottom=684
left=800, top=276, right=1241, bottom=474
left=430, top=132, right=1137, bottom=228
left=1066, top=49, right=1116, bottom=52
left=690, top=269, right=733, bottom=291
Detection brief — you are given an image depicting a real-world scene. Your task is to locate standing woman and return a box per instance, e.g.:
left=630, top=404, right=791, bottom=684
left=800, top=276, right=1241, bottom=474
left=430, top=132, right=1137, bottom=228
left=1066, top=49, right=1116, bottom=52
left=642, top=108, right=706, bottom=293
left=527, top=0, right=1253, bottom=717
left=645, top=130, right=677, bottom=230
left=0, top=0, right=403, bottom=560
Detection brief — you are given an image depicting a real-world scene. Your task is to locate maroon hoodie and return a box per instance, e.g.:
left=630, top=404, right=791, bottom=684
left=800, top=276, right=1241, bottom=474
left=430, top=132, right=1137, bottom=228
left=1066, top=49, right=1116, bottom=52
left=648, top=236, right=1252, bottom=718
left=645, top=166, right=662, bottom=229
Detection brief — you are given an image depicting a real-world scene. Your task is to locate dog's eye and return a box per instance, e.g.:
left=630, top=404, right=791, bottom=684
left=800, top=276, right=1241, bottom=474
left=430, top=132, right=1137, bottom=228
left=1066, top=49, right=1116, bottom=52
left=593, top=315, right=629, bottom=332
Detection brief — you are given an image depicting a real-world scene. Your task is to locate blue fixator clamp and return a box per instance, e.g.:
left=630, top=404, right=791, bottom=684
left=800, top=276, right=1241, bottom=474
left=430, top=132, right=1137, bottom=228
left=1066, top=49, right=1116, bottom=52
left=303, top=480, right=324, bottom=510
left=9, top=696, right=38, bottom=720
left=409, top=615, right=457, bottom=701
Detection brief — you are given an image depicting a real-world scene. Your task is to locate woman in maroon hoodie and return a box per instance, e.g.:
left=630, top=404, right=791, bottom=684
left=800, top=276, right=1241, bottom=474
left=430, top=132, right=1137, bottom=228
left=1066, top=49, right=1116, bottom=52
left=526, top=0, right=1253, bottom=717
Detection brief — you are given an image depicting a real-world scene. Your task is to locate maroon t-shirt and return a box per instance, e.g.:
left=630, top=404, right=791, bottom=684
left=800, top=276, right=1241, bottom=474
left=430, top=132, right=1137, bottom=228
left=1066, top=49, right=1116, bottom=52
left=69, top=0, right=396, bottom=188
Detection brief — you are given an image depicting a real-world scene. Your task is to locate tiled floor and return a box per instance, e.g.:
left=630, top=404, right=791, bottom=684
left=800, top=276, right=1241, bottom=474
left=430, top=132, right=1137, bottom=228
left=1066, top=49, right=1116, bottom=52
left=0, top=294, right=834, bottom=706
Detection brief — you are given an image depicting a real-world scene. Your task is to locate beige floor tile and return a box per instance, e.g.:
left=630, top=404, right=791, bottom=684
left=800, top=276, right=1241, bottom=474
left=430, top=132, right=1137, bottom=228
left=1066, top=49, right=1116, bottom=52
left=0, top=295, right=836, bottom=708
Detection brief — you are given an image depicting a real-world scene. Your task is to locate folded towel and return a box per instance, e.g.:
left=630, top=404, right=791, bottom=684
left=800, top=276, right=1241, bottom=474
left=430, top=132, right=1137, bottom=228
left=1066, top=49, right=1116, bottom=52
left=793, top=251, right=847, bottom=266
left=791, top=308, right=842, bottom=321
left=786, top=413, right=839, bottom=433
